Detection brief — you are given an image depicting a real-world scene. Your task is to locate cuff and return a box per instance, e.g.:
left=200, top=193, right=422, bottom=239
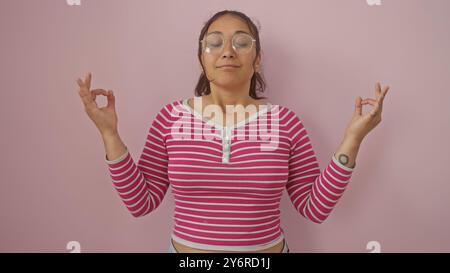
left=332, top=154, right=355, bottom=172
left=105, top=146, right=129, bottom=165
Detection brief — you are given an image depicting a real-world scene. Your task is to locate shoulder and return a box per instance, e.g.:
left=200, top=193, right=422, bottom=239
left=154, top=98, right=190, bottom=118
left=272, top=105, right=311, bottom=145
left=269, top=103, right=303, bottom=125
left=149, top=99, right=190, bottom=134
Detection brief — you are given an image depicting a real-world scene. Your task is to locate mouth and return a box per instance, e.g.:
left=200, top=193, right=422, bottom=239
left=217, top=65, right=241, bottom=69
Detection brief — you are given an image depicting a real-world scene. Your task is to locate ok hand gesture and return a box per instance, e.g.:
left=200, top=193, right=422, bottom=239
left=76, top=72, right=118, bottom=136
left=345, top=82, right=390, bottom=142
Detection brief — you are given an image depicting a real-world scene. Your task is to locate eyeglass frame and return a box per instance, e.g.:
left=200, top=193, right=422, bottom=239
left=199, top=31, right=257, bottom=54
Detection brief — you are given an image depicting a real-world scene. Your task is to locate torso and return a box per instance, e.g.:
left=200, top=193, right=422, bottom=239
left=172, top=238, right=285, bottom=253
left=177, top=96, right=282, bottom=253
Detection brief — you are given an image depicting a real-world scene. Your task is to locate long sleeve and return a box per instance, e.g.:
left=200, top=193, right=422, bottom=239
left=285, top=112, right=355, bottom=224
left=104, top=108, right=170, bottom=218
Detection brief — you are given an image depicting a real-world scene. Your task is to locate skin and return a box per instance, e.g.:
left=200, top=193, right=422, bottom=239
left=345, top=82, right=390, bottom=143
left=333, top=82, right=391, bottom=170
left=194, top=14, right=268, bottom=127
left=76, top=73, right=117, bottom=136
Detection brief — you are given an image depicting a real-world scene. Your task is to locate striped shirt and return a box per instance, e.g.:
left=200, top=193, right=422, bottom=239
left=105, top=98, right=355, bottom=251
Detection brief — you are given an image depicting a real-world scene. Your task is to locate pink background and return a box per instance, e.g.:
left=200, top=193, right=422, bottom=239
left=1, top=0, right=449, bottom=252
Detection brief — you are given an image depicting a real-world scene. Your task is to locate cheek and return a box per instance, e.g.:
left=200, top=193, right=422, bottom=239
left=242, top=59, right=256, bottom=74
left=243, top=54, right=257, bottom=70
left=203, top=54, right=216, bottom=69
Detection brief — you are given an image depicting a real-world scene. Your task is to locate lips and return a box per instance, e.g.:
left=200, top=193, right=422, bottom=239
left=217, top=65, right=241, bottom=68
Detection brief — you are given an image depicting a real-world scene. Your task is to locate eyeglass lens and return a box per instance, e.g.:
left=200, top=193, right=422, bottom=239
left=204, top=33, right=254, bottom=53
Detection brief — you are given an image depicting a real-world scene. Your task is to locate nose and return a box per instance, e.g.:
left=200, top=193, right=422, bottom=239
left=220, top=38, right=236, bottom=59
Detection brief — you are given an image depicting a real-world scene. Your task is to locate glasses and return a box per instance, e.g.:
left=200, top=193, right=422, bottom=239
left=200, top=32, right=256, bottom=54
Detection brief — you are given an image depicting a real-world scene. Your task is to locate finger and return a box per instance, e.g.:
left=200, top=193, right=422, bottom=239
left=85, top=72, right=92, bottom=91
left=355, top=96, right=363, bottom=116
left=362, top=98, right=377, bottom=104
left=77, top=77, right=89, bottom=95
left=361, top=98, right=381, bottom=117
left=379, top=85, right=390, bottom=103
left=79, top=88, right=106, bottom=109
left=361, top=99, right=378, bottom=108
left=78, top=87, right=96, bottom=109
left=76, top=78, right=84, bottom=88
left=90, top=89, right=105, bottom=101
left=91, top=89, right=108, bottom=97
left=77, top=80, right=93, bottom=108
left=374, top=82, right=382, bottom=101
left=107, top=90, right=115, bottom=109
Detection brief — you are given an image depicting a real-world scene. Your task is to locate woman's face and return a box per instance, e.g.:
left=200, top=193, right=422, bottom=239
left=200, top=14, right=261, bottom=90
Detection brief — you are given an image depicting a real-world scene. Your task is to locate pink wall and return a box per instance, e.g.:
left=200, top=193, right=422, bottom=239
left=1, top=0, right=449, bottom=252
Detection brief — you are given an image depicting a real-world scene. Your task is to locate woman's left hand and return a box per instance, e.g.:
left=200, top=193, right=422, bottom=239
left=344, top=82, right=390, bottom=143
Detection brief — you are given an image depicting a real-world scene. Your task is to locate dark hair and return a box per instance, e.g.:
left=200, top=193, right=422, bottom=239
left=195, top=10, right=267, bottom=100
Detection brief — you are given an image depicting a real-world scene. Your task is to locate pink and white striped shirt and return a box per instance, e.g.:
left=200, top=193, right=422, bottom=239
left=105, top=98, right=355, bottom=251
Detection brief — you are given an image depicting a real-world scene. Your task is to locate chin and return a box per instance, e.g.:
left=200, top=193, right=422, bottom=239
left=212, top=79, right=243, bottom=88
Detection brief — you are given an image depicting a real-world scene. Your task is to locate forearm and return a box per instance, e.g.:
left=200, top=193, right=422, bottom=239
left=333, top=135, right=362, bottom=169
left=293, top=134, right=359, bottom=224
left=102, top=132, right=127, bottom=161
left=102, top=132, right=150, bottom=217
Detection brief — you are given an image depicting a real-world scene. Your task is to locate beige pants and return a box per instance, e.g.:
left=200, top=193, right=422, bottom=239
left=168, top=238, right=290, bottom=253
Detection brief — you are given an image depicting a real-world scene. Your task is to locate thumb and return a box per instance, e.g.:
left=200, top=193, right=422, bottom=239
left=354, top=96, right=362, bottom=116
left=107, top=90, right=115, bottom=109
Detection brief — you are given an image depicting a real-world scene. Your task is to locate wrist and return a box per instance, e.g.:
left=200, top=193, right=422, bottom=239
left=101, top=130, right=120, bottom=140
left=344, top=134, right=363, bottom=146
left=333, top=153, right=356, bottom=169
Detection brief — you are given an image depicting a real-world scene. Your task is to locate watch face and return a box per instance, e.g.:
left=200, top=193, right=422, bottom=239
left=338, top=154, right=349, bottom=165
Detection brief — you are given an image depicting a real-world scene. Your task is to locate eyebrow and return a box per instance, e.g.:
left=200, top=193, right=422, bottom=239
left=206, top=30, right=251, bottom=36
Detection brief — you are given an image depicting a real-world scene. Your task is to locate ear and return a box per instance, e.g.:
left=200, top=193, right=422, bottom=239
left=199, top=54, right=206, bottom=72
left=199, top=57, right=204, bottom=72
left=254, top=52, right=262, bottom=73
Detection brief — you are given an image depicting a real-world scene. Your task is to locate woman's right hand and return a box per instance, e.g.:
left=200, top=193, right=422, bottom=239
left=77, top=72, right=118, bottom=136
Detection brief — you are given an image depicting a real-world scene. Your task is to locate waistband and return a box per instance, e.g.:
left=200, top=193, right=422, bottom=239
left=168, top=238, right=289, bottom=253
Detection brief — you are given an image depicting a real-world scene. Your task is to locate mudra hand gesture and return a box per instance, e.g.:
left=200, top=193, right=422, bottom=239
left=76, top=72, right=118, bottom=137
left=345, top=82, right=390, bottom=143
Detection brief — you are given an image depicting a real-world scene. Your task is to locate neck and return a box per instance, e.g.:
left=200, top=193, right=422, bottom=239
left=206, top=82, right=264, bottom=114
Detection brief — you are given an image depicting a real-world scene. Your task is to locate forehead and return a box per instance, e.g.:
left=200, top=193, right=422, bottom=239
left=206, top=14, right=252, bottom=36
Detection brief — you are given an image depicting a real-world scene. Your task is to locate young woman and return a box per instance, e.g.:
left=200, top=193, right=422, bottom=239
left=76, top=10, right=390, bottom=253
